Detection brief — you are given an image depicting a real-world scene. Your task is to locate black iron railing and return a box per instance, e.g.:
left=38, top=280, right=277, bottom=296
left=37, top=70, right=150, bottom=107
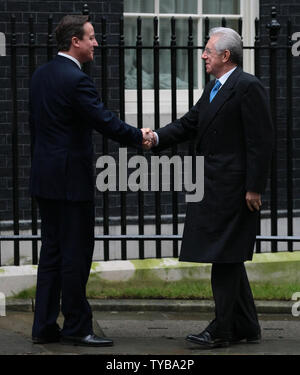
left=0, top=5, right=298, bottom=265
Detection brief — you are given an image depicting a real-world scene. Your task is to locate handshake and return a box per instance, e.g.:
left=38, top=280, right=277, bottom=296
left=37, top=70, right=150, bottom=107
left=141, top=128, right=158, bottom=150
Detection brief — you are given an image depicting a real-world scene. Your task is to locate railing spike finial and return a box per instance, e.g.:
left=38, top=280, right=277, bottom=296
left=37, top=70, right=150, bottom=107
left=266, top=6, right=281, bottom=45
left=82, top=3, right=90, bottom=20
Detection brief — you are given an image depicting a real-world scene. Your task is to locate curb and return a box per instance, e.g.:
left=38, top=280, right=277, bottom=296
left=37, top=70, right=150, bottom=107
left=6, top=298, right=293, bottom=315
left=1, top=253, right=300, bottom=297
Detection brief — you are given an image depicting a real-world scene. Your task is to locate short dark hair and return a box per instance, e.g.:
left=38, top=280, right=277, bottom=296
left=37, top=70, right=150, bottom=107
left=55, top=15, right=89, bottom=51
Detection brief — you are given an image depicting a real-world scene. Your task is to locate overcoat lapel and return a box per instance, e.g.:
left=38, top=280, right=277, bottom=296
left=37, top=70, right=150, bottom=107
left=196, top=67, right=243, bottom=145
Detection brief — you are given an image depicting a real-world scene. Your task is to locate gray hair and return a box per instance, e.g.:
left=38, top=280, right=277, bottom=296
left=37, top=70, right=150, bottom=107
left=209, top=27, right=243, bottom=66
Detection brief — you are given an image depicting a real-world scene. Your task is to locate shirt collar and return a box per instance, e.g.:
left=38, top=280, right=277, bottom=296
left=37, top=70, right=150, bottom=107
left=58, top=52, right=82, bottom=70
left=217, top=66, right=237, bottom=86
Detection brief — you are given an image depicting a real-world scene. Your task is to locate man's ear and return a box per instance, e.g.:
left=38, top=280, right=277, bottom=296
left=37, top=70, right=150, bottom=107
left=222, top=49, right=231, bottom=63
left=71, top=36, right=80, bottom=48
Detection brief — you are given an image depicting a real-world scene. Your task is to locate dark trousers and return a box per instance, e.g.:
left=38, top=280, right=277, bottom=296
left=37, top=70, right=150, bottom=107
left=32, top=198, right=95, bottom=338
left=208, top=263, right=260, bottom=339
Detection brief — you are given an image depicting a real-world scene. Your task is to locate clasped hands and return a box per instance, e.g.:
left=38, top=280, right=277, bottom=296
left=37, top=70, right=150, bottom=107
left=141, top=128, right=157, bottom=150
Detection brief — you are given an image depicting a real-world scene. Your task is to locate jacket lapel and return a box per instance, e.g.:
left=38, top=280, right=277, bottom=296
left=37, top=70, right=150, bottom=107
left=196, top=66, right=243, bottom=144
left=197, top=80, right=214, bottom=125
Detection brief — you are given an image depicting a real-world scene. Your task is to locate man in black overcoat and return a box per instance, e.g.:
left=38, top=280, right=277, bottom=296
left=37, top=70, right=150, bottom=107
left=148, top=27, right=273, bottom=348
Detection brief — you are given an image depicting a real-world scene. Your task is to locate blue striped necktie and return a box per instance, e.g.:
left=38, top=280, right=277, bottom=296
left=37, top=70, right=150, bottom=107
left=209, top=79, right=221, bottom=102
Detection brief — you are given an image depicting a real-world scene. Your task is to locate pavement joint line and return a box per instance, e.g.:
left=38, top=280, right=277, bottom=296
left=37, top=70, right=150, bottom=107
left=6, top=298, right=293, bottom=314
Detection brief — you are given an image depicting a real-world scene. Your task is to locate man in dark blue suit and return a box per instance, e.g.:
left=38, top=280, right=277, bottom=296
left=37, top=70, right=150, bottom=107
left=30, top=15, right=151, bottom=347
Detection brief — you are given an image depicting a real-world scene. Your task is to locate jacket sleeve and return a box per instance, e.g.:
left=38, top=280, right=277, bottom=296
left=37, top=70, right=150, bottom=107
left=73, top=74, right=142, bottom=149
left=154, top=97, right=203, bottom=152
left=28, top=94, right=35, bottom=150
left=241, top=80, right=274, bottom=193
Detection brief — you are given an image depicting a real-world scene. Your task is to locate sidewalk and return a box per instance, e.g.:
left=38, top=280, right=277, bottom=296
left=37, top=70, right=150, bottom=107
left=0, top=299, right=299, bottom=355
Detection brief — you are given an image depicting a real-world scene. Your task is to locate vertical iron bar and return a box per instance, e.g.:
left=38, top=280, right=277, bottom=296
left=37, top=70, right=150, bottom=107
left=188, top=17, right=196, bottom=189
left=188, top=17, right=194, bottom=110
left=238, top=17, right=243, bottom=37
left=221, top=17, right=226, bottom=27
left=170, top=17, right=178, bottom=258
left=171, top=18, right=177, bottom=123
left=270, top=39, right=278, bottom=253
left=82, top=3, right=90, bottom=17
left=47, top=15, right=53, bottom=61
left=11, top=14, right=20, bottom=266
left=119, top=17, right=125, bottom=120
left=267, top=7, right=280, bottom=253
left=101, top=17, right=110, bottom=260
left=136, top=17, right=144, bottom=259
left=238, top=18, right=243, bottom=69
left=153, top=16, right=161, bottom=258
left=204, top=17, right=210, bottom=85
left=28, top=14, right=38, bottom=265
left=101, top=17, right=108, bottom=107
left=254, top=18, right=261, bottom=78
left=82, top=4, right=91, bottom=75
left=254, top=17, right=261, bottom=253
left=286, top=19, right=293, bottom=252
left=119, top=16, right=127, bottom=260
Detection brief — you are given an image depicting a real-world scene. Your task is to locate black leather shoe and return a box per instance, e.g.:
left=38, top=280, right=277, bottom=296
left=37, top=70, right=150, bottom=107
left=186, top=330, right=230, bottom=349
left=60, top=333, right=114, bottom=347
left=32, top=335, right=60, bottom=344
left=231, top=333, right=261, bottom=344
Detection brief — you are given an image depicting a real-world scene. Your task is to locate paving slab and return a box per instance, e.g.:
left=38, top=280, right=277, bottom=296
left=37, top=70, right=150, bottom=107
left=0, top=309, right=299, bottom=356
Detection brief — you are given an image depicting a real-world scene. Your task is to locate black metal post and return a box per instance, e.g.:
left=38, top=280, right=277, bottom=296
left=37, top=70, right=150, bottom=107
left=47, top=15, right=53, bottom=61
left=188, top=17, right=196, bottom=185
left=238, top=18, right=243, bottom=69
left=28, top=14, right=38, bottom=265
left=204, top=17, right=210, bottom=85
left=82, top=3, right=91, bottom=76
left=153, top=16, right=162, bottom=258
left=10, top=14, right=20, bottom=266
left=254, top=18, right=261, bottom=79
left=254, top=17, right=261, bottom=253
left=238, top=17, right=243, bottom=37
left=286, top=19, right=294, bottom=252
left=101, top=17, right=110, bottom=260
left=119, top=16, right=127, bottom=260
left=136, top=17, right=145, bottom=259
left=267, top=7, right=280, bottom=253
left=188, top=17, right=194, bottom=110
left=170, top=17, right=178, bottom=258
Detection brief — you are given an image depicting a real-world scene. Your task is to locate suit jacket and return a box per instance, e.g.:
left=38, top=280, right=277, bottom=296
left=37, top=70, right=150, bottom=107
left=29, top=55, right=142, bottom=201
left=156, top=66, right=273, bottom=263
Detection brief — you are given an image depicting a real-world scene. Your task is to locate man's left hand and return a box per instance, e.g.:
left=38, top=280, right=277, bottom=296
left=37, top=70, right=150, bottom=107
left=245, top=191, right=262, bottom=212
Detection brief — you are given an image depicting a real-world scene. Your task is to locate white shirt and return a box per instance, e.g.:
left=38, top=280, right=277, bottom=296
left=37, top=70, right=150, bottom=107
left=217, top=66, right=237, bottom=88
left=58, top=52, right=82, bottom=69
